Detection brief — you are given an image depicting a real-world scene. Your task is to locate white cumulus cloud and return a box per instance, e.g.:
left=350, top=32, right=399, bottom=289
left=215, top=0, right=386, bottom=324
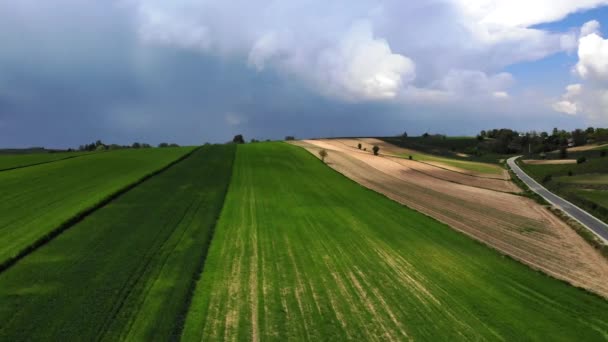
left=555, top=21, right=608, bottom=125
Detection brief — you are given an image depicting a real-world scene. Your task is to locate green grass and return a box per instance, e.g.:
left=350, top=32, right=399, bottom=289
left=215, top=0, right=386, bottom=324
left=380, top=137, right=508, bottom=172
left=0, top=151, right=94, bottom=170
left=182, top=142, right=608, bottom=341
left=573, top=189, right=608, bottom=208
left=555, top=174, right=608, bottom=185
left=0, top=144, right=235, bottom=341
left=406, top=152, right=503, bottom=174
left=521, top=158, right=608, bottom=180
left=519, top=158, right=608, bottom=223
left=0, top=147, right=194, bottom=266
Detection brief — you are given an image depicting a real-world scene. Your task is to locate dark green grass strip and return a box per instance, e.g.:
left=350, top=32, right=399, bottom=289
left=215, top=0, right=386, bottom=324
left=0, top=144, right=235, bottom=341
left=183, top=142, right=608, bottom=341
left=0, top=148, right=198, bottom=274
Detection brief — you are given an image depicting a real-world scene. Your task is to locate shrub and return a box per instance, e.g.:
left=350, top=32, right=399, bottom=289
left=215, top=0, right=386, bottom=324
left=568, top=170, right=573, bottom=176
left=577, top=156, right=586, bottom=164
left=409, top=155, right=413, bottom=160
left=318, top=149, right=328, bottom=162
left=357, top=143, right=362, bottom=150
left=559, top=147, right=567, bottom=159
left=372, top=145, right=380, bottom=156
left=542, top=174, right=552, bottom=183
left=601, top=150, right=606, bottom=157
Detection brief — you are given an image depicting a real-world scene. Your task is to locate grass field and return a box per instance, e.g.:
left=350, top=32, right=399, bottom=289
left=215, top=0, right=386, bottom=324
left=0, top=151, right=93, bottom=171
left=405, top=152, right=503, bottom=174
left=574, top=189, right=608, bottom=208
left=0, top=144, right=235, bottom=341
left=380, top=137, right=506, bottom=173
left=182, top=142, right=608, bottom=341
left=0, top=147, right=194, bottom=267
left=520, top=158, right=608, bottom=223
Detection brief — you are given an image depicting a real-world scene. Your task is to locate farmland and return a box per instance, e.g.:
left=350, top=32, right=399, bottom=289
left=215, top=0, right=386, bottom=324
left=519, top=156, right=608, bottom=224
left=294, top=139, right=608, bottom=297
left=0, top=151, right=94, bottom=171
left=0, top=144, right=235, bottom=341
left=182, top=143, right=608, bottom=341
left=0, top=147, right=194, bottom=267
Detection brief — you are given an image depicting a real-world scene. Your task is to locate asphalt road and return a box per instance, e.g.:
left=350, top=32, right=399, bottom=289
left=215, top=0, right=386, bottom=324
left=507, top=156, right=608, bottom=243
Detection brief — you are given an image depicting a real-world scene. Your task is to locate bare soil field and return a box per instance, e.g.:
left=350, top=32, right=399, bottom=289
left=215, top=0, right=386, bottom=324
left=567, top=143, right=608, bottom=152
left=523, top=159, right=577, bottom=165
left=340, top=138, right=510, bottom=180
left=291, top=139, right=608, bottom=298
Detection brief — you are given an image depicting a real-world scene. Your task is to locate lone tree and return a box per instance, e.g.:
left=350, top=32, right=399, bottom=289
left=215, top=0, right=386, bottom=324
left=318, top=149, right=328, bottom=163
left=372, top=145, right=380, bottom=156
left=357, top=143, right=362, bottom=149
left=233, top=134, right=245, bottom=144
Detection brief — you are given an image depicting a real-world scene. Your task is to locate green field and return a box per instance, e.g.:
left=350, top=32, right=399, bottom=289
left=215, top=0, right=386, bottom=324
left=0, top=151, right=93, bottom=171
left=0, top=147, right=194, bottom=267
left=0, top=144, right=235, bottom=341
left=182, top=143, right=608, bottom=341
left=405, top=152, right=503, bottom=174
left=574, top=189, right=608, bottom=208
left=520, top=158, right=608, bottom=223
left=380, top=137, right=506, bottom=173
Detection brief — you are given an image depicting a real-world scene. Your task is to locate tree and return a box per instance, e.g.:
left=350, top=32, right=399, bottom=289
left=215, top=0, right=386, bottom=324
left=233, top=134, right=245, bottom=144
left=285, top=136, right=295, bottom=141
left=577, top=156, right=586, bottom=164
left=318, top=149, right=328, bottom=162
left=169, top=143, right=179, bottom=147
left=559, top=147, right=568, bottom=159
left=372, top=145, right=380, bottom=155
left=357, top=143, right=362, bottom=150
left=422, top=132, right=430, bottom=138
left=132, top=142, right=141, bottom=149
left=158, top=142, right=169, bottom=148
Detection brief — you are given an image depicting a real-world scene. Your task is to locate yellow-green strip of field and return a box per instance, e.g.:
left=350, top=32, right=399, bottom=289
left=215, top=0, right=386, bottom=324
left=400, top=151, right=503, bottom=175
left=182, top=142, right=608, bottom=341
left=0, top=147, right=194, bottom=266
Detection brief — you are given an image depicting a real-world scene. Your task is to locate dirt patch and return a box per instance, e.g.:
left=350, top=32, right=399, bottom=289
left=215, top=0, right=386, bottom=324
left=291, top=139, right=608, bottom=298
left=567, top=143, right=608, bottom=152
left=522, top=159, right=577, bottom=165
left=314, top=139, right=518, bottom=193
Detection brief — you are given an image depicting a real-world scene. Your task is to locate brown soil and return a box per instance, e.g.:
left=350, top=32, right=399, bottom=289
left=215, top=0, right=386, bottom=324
left=522, top=159, right=577, bottom=165
left=291, top=139, right=608, bottom=298
left=567, top=143, right=608, bottom=152
left=341, top=137, right=510, bottom=180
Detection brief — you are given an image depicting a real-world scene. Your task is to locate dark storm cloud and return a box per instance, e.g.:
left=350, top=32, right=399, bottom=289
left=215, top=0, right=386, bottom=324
left=0, top=1, right=597, bottom=148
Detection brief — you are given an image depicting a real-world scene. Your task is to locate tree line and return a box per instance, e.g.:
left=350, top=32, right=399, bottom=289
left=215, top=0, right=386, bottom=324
left=77, top=140, right=179, bottom=151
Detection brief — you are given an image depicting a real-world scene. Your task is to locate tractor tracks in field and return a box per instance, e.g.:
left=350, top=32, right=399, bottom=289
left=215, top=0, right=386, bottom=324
left=0, top=148, right=200, bottom=275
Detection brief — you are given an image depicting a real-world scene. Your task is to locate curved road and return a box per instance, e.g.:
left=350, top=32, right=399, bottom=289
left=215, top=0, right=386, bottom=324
left=507, top=156, right=608, bottom=243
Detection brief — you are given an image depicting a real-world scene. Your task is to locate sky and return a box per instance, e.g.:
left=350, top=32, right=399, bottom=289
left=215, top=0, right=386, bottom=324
left=1, top=1, right=608, bottom=148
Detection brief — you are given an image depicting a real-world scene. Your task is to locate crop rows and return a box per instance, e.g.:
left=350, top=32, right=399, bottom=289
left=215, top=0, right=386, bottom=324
left=0, top=145, right=235, bottom=340
left=0, top=151, right=93, bottom=171
left=0, top=147, right=194, bottom=267
left=182, top=143, right=608, bottom=341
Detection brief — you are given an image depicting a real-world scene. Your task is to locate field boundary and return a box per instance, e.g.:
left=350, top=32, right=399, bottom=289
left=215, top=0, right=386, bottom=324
left=290, top=142, right=608, bottom=300
left=173, top=145, right=237, bottom=339
left=0, top=152, right=97, bottom=172
left=0, top=147, right=200, bottom=274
